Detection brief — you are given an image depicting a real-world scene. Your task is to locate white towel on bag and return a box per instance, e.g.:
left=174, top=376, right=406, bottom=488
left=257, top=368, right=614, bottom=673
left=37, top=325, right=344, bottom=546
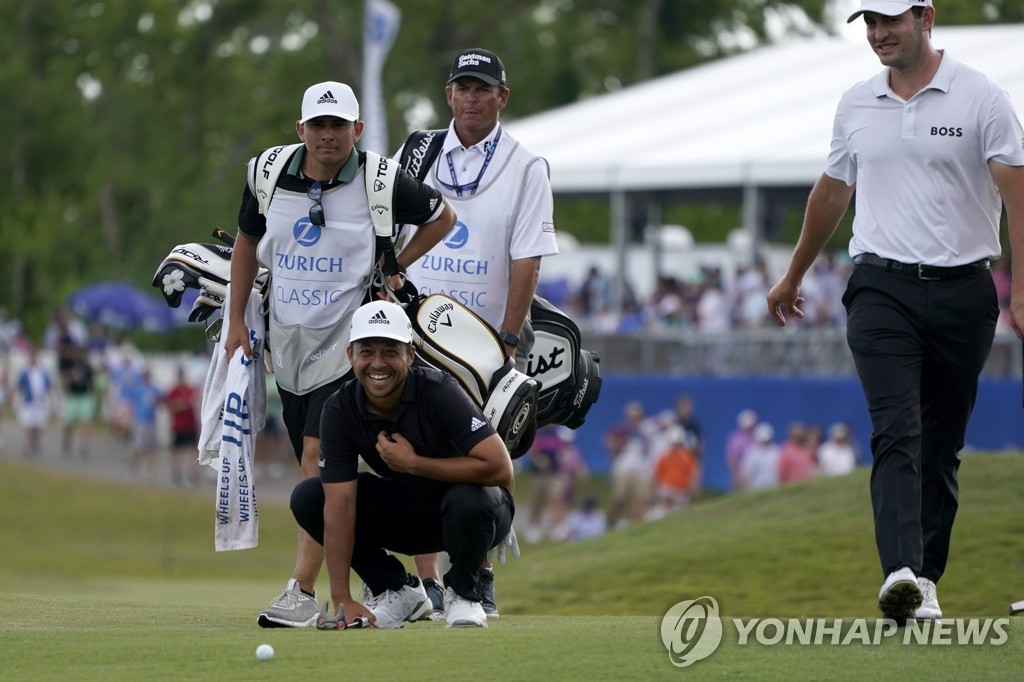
left=196, top=288, right=267, bottom=551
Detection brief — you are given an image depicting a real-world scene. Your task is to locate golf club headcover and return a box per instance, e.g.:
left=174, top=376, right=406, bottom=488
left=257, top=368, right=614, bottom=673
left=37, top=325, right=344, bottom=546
left=483, top=359, right=539, bottom=458
left=408, top=294, right=538, bottom=457
left=152, top=243, right=233, bottom=307
left=188, top=287, right=224, bottom=323
left=409, top=294, right=506, bottom=406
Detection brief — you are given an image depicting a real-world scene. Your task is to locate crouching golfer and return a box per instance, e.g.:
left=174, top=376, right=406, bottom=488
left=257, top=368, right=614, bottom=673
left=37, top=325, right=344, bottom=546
left=290, top=300, right=515, bottom=629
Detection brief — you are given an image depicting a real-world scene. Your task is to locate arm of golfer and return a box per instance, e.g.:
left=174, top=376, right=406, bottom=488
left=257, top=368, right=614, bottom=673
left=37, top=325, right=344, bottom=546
left=991, top=161, right=1024, bottom=339
left=323, top=480, right=374, bottom=624
left=767, top=173, right=854, bottom=326
left=375, top=431, right=514, bottom=492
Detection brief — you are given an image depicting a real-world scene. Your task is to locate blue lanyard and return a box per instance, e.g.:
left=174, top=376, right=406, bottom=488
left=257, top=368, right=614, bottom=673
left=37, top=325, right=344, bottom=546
left=440, top=128, right=502, bottom=197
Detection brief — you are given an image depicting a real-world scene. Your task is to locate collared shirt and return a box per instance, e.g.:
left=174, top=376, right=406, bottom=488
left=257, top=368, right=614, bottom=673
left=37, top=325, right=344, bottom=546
left=825, top=51, right=1024, bottom=266
left=319, top=366, right=497, bottom=497
left=287, top=144, right=361, bottom=183
left=436, top=122, right=502, bottom=192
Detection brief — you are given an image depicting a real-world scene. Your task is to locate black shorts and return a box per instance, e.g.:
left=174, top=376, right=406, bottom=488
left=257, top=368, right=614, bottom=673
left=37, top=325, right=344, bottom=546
left=278, top=372, right=353, bottom=464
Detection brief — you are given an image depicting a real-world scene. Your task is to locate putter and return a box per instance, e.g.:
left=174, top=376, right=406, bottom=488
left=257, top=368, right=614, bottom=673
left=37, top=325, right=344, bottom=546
left=316, top=602, right=346, bottom=630
left=1010, top=599, right=1024, bottom=616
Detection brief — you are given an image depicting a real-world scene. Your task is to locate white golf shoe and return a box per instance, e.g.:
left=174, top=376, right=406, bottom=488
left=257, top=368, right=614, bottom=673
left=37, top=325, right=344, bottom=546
left=443, top=587, right=488, bottom=629
left=914, top=577, right=942, bottom=620
left=878, top=567, right=923, bottom=622
left=368, top=576, right=432, bottom=629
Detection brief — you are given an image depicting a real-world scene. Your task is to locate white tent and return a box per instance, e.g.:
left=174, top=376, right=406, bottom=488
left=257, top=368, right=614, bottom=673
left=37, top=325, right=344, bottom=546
left=505, top=25, right=1024, bottom=308
left=506, top=24, right=1024, bottom=194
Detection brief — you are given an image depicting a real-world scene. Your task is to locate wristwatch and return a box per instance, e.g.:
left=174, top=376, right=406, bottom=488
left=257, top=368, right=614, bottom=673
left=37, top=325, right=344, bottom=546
left=498, top=331, right=520, bottom=347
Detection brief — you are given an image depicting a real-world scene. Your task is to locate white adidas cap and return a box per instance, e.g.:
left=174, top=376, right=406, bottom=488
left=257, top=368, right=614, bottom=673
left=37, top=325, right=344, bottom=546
left=299, top=81, right=360, bottom=123
left=847, top=0, right=931, bottom=23
left=348, top=300, right=413, bottom=345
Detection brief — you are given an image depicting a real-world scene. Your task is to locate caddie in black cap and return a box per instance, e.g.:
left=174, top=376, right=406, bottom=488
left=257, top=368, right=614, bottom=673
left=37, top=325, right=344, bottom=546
left=447, top=48, right=507, bottom=88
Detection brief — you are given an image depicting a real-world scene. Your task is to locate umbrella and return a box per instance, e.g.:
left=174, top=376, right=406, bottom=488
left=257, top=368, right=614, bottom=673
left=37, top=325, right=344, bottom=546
left=67, top=281, right=181, bottom=332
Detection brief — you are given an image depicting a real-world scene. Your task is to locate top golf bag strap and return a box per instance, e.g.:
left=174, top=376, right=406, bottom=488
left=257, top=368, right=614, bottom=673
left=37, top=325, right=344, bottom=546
left=248, top=143, right=304, bottom=215
left=527, top=296, right=602, bottom=429
left=407, top=294, right=538, bottom=458
left=398, top=129, right=447, bottom=181
left=251, top=143, right=402, bottom=282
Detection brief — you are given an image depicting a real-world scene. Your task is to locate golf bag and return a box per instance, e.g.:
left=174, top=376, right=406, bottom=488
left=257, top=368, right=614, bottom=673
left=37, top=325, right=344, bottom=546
left=528, top=296, right=602, bottom=430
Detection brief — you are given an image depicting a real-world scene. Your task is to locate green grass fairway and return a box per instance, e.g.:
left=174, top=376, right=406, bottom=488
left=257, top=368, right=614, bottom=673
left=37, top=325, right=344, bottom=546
left=2, top=453, right=1022, bottom=679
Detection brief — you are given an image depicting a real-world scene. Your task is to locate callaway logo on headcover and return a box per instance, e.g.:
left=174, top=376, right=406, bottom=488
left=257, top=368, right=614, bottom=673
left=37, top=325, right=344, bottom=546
left=317, top=90, right=337, bottom=104
left=369, top=310, right=389, bottom=324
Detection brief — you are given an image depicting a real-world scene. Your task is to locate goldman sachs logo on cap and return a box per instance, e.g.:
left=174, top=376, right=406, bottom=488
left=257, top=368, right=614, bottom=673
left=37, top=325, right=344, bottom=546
left=317, top=90, right=337, bottom=104
left=458, top=53, right=492, bottom=68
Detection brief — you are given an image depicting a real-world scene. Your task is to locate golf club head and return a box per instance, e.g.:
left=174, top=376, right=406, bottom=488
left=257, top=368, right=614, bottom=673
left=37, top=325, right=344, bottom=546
left=316, top=602, right=346, bottom=630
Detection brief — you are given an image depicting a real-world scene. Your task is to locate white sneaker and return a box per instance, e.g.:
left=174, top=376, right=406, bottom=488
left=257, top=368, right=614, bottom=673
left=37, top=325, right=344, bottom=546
left=368, top=577, right=432, bottom=629
left=915, top=577, right=942, bottom=619
left=443, top=586, right=488, bottom=629
left=360, top=582, right=383, bottom=611
left=257, top=578, right=319, bottom=628
left=878, top=567, right=923, bottom=622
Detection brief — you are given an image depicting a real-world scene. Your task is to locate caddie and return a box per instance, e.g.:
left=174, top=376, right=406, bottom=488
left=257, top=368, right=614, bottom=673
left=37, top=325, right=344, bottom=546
left=224, top=80, right=456, bottom=629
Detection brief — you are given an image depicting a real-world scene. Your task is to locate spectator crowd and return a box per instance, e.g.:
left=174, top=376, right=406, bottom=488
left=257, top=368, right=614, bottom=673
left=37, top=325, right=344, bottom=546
left=550, top=252, right=1016, bottom=337
left=516, top=393, right=867, bottom=546
left=0, top=306, right=295, bottom=485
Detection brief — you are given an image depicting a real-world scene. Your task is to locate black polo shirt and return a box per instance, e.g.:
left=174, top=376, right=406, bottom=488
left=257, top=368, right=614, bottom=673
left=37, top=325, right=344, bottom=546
left=319, top=365, right=497, bottom=496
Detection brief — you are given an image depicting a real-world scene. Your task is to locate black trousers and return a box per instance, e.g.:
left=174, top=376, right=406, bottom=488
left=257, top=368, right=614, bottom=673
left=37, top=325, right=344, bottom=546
left=291, top=473, right=514, bottom=601
left=843, top=264, right=997, bottom=582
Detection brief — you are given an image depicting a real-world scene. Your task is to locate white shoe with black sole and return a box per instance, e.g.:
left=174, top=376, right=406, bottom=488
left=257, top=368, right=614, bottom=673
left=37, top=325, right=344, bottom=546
left=878, top=567, right=923, bottom=622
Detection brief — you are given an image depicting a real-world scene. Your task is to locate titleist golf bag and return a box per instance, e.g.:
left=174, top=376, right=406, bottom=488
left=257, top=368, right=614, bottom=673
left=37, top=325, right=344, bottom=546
left=152, top=235, right=600, bottom=457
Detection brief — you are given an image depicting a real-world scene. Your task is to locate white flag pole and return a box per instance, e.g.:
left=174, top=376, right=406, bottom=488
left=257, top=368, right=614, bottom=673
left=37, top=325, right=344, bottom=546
left=361, top=0, right=401, bottom=155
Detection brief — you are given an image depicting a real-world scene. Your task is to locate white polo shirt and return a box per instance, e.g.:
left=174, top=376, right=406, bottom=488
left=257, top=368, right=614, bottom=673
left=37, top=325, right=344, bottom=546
left=825, top=51, right=1024, bottom=266
left=401, top=122, right=558, bottom=330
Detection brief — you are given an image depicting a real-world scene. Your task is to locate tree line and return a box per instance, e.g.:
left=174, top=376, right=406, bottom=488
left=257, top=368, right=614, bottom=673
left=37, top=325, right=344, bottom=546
left=1, top=0, right=1017, bottom=339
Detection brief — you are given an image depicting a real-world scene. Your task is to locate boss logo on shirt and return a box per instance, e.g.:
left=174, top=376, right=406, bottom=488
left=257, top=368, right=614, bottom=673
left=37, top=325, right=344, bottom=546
left=930, top=126, right=963, bottom=137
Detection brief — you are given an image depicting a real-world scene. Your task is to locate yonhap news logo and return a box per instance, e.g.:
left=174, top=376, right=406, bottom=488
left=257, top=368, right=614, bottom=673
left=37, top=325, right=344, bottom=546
left=660, top=597, right=1010, bottom=668
left=660, top=596, right=723, bottom=668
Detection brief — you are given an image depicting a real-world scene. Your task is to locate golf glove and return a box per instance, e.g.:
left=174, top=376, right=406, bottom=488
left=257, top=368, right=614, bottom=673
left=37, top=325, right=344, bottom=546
left=488, top=527, right=521, bottom=566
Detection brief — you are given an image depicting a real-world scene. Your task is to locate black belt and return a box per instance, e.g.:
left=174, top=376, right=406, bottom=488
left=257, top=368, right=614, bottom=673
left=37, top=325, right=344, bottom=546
left=852, top=253, right=990, bottom=280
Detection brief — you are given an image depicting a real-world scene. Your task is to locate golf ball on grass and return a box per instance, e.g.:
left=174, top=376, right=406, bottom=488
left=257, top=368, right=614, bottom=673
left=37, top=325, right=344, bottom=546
left=255, top=644, right=274, bottom=661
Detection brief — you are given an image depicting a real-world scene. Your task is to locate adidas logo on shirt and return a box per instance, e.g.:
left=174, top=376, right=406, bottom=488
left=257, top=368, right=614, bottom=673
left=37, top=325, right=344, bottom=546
left=470, top=417, right=486, bottom=432
left=316, top=90, right=337, bottom=104
left=369, top=310, right=389, bottom=324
